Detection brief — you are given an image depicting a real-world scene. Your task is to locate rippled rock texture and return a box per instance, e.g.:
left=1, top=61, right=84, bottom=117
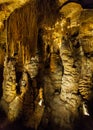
left=0, top=1, right=93, bottom=130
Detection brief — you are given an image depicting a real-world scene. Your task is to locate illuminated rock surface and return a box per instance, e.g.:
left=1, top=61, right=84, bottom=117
left=0, top=1, right=93, bottom=130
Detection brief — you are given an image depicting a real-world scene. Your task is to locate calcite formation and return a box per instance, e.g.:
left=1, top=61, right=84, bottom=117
left=0, top=1, right=93, bottom=130
left=78, top=10, right=93, bottom=101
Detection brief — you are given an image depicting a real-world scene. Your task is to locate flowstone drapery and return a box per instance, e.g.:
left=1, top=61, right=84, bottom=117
left=0, top=1, right=93, bottom=130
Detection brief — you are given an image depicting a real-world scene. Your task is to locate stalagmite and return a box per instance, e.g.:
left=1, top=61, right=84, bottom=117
left=78, top=10, right=93, bottom=101
left=1, top=1, right=93, bottom=130
left=1, top=55, right=17, bottom=104
left=0, top=55, right=17, bottom=120
left=0, top=57, right=31, bottom=121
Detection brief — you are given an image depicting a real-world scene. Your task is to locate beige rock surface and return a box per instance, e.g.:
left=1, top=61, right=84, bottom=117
left=0, top=1, right=93, bottom=130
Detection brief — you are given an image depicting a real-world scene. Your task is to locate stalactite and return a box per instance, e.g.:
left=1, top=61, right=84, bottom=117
left=7, top=1, right=38, bottom=67
left=24, top=51, right=39, bottom=79
left=22, top=45, right=24, bottom=65
left=1, top=1, right=93, bottom=130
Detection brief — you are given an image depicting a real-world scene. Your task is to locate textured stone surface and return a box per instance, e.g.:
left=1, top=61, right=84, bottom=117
left=38, top=4, right=93, bottom=130
left=0, top=1, right=93, bottom=130
left=78, top=10, right=93, bottom=101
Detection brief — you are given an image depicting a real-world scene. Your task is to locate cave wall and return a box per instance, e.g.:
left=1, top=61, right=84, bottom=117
left=38, top=3, right=93, bottom=130
left=0, top=0, right=42, bottom=129
left=7, top=1, right=38, bottom=60
left=0, top=1, right=93, bottom=130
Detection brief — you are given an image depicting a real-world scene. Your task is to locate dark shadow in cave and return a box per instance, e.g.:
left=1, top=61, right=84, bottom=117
left=0, top=65, right=3, bottom=99
left=75, top=115, right=93, bottom=130
left=16, top=71, right=22, bottom=94
left=58, top=0, right=93, bottom=9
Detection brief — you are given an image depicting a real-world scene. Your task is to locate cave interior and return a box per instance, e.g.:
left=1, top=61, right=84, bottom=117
left=0, top=0, right=93, bottom=130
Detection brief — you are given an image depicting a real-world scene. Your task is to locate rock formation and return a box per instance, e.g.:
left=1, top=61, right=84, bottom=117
left=0, top=0, right=93, bottom=130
